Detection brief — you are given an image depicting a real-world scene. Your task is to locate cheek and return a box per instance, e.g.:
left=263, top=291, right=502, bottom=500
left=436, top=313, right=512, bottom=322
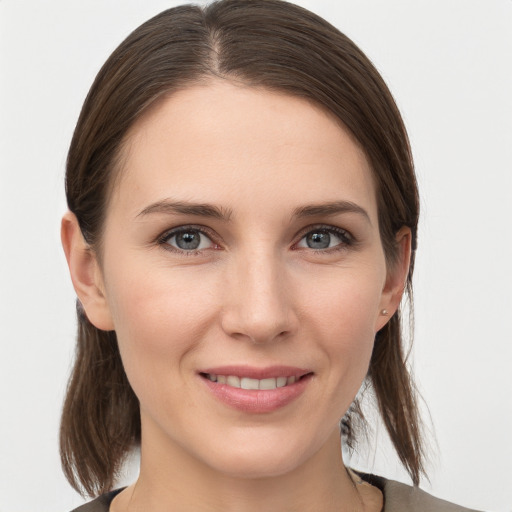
left=104, top=261, right=220, bottom=383
left=303, top=263, right=383, bottom=340
left=300, top=265, right=384, bottom=388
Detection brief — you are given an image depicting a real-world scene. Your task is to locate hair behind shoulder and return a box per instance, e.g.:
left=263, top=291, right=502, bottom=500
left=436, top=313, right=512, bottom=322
left=61, top=0, right=423, bottom=497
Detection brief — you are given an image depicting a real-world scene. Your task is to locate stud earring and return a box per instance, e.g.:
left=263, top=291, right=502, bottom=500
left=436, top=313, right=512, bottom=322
left=381, top=309, right=388, bottom=316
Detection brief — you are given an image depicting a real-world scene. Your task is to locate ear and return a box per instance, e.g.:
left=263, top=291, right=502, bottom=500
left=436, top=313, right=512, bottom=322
left=61, top=211, right=114, bottom=331
left=375, top=226, right=412, bottom=332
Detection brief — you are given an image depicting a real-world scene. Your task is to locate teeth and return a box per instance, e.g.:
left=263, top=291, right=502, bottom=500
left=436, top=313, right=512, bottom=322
left=241, top=377, right=260, bottom=390
left=206, top=374, right=301, bottom=389
left=259, top=377, right=278, bottom=390
left=226, top=375, right=240, bottom=388
left=276, top=377, right=287, bottom=388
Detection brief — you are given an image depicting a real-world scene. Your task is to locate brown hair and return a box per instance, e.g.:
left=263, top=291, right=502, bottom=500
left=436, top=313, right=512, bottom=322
left=61, top=0, right=423, bottom=497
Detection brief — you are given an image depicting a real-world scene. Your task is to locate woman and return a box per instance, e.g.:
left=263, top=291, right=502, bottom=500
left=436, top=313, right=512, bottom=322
left=60, top=1, right=480, bottom=510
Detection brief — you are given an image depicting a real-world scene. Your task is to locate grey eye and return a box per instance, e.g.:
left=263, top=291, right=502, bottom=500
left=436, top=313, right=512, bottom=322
left=305, top=231, right=331, bottom=249
left=166, top=229, right=214, bottom=251
left=296, top=228, right=349, bottom=250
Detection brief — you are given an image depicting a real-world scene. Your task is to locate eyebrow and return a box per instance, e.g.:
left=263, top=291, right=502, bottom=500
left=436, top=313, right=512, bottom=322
left=136, top=199, right=370, bottom=225
left=293, top=201, right=372, bottom=225
left=136, top=199, right=233, bottom=221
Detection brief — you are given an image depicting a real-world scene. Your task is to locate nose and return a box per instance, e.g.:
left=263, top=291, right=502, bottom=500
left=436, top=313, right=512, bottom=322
left=220, top=249, right=298, bottom=344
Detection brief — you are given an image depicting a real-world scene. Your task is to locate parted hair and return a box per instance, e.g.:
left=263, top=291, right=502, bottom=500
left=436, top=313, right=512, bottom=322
left=61, top=0, right=423, bottom=497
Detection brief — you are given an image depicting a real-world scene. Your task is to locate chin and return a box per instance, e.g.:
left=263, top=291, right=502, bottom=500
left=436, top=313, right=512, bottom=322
left=197, top=426, right=329, bottom=480
left=208, top=449, right=305, bottom=480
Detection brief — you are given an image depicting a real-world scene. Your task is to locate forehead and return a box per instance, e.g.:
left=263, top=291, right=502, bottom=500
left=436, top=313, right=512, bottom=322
left=112, top=80, right=377, bottom=219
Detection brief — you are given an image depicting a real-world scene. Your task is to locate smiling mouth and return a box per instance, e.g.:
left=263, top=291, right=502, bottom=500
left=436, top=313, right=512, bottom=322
left=200, top=373, right=311, bottom=390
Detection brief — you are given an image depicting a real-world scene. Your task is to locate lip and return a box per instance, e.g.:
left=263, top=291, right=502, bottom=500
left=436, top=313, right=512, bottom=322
left=200, top=365, right=311, bottom=380
left=198, top=365, right=313, bottom=413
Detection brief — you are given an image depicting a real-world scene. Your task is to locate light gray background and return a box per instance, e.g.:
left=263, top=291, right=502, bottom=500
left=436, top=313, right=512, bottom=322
left=1, top=1, right=511, bottom=511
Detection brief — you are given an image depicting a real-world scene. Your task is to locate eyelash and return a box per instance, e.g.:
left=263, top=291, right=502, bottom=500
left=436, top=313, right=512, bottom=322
left=156, top=224, right=355, bottom=256
left=294, top=224, right=354, bottom=253
left=157, top=225, right=219, bottom=256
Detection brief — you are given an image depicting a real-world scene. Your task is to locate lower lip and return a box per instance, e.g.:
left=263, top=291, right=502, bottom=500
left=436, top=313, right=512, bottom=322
left=201, top=375, right=312, bottom=413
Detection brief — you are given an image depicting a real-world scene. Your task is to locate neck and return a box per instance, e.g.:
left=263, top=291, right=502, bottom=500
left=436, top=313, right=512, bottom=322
left=115, top=427, right=365, bottom=512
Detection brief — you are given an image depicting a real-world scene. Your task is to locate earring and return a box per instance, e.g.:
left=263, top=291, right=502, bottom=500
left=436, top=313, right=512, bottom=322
left=381, top=309, right=388, bottom=316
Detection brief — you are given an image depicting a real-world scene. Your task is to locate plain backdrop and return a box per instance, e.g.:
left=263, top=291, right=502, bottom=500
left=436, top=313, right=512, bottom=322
left=1, top=1, right=511, bottom=511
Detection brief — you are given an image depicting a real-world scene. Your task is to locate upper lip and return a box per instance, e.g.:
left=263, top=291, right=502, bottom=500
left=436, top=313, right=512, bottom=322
left=199, top=365, right=312, bottom=380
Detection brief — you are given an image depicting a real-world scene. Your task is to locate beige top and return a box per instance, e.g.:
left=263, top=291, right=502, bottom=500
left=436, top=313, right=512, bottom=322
left=364, top=475, right=481, bottom=512
left=71, top=474, right=483, bottom=512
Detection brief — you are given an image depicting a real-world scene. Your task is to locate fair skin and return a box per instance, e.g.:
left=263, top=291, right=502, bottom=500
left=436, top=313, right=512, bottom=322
left=62, top=80, right=410, bottom=512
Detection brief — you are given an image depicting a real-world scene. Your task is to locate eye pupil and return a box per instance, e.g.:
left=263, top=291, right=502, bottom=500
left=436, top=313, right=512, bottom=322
left=307, top=231, right=330, bottom=249
left=176, top=231, right=201, bottom=250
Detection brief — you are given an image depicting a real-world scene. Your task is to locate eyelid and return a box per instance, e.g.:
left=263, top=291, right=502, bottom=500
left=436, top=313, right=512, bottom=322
left=154, top=223, right=355, bottom=254
left=156, top=224, right=221, bottom=251
left=293, top=224, right=355, bottom=250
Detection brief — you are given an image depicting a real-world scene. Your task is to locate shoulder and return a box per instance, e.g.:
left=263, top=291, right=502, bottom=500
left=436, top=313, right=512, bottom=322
left=70, top=478, right=484, bottom=512
left=70, top=489, right=123, bottom=512
left=360, top=473, right=483, bottom=512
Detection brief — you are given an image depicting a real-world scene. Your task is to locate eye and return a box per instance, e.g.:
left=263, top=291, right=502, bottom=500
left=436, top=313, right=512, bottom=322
left=160, top=227, right=215, bottom=252
left=296, top=227, right=352, bottom=251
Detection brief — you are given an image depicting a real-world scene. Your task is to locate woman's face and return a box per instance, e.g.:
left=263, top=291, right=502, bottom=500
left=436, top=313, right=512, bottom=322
left=89, top=81, right=405, bottom=478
